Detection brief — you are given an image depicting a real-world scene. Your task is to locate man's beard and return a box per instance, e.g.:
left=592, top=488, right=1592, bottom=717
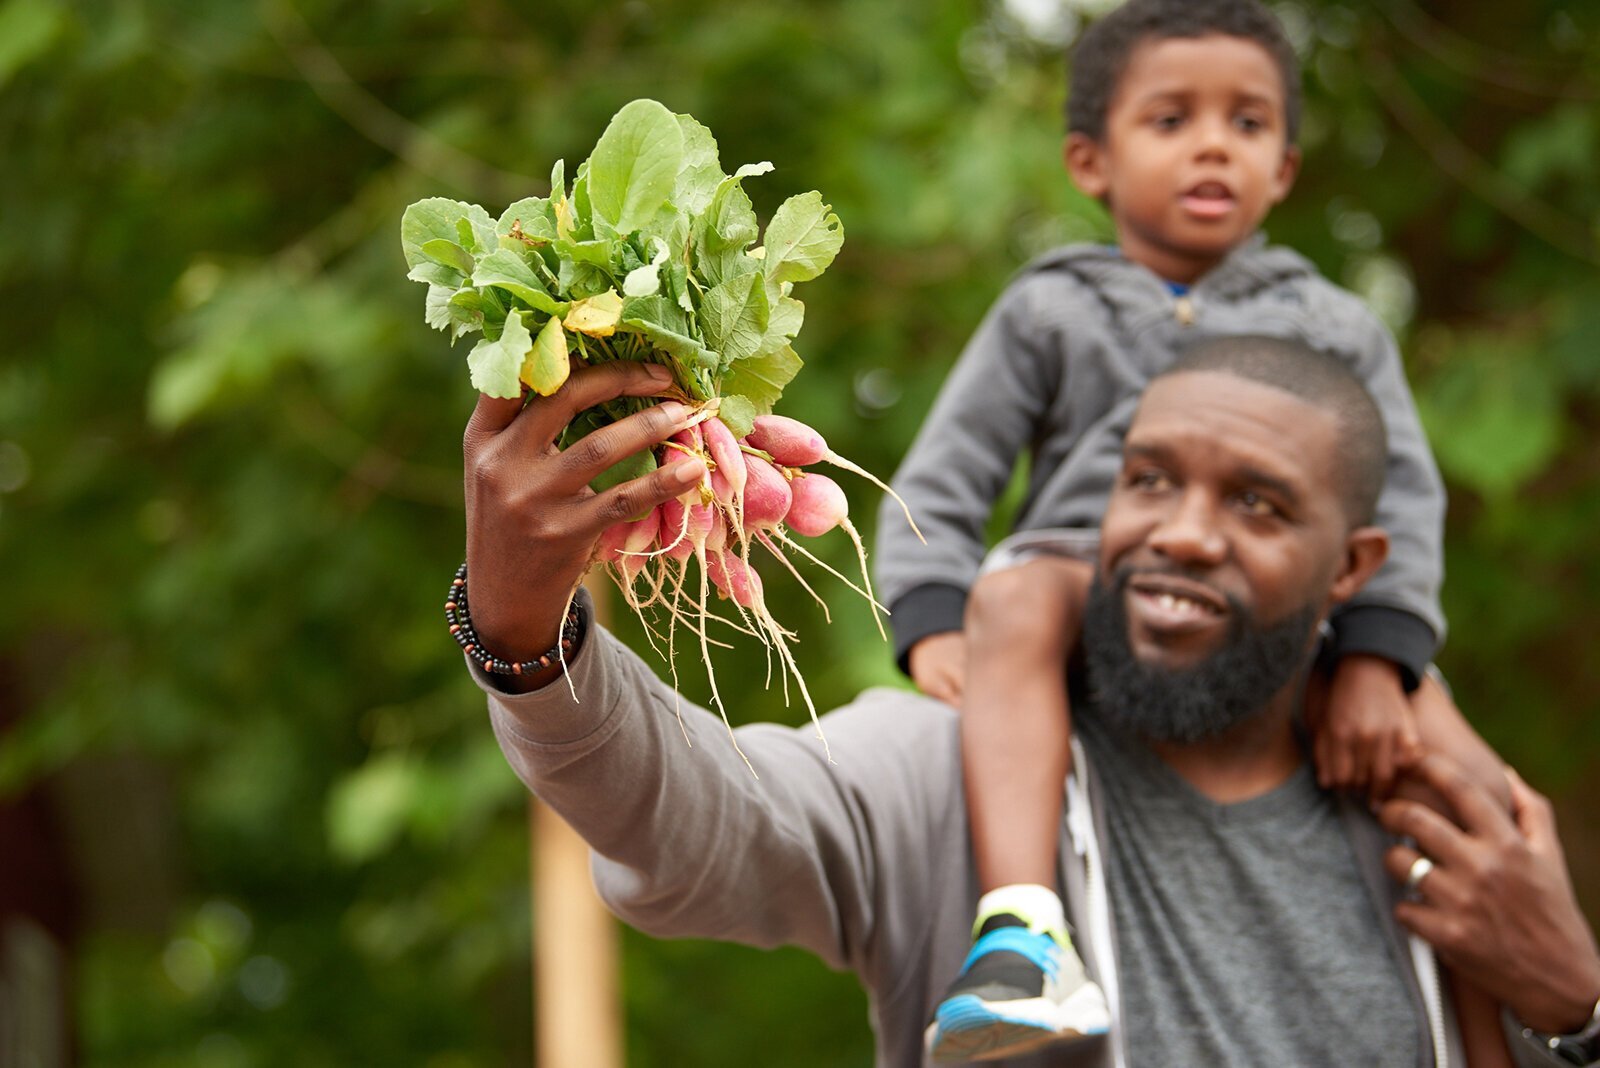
left=1081, top=565, right=1321, bottom=744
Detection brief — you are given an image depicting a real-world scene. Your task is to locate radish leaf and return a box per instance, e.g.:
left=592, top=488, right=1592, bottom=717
left=497, top=196, right=557, bottom=241
left=757, top=295, right=805, bottom=357
left=401, top=197, right=478, bottom=268
left=473, top=249, right=567, bottom=315
left=701, top=270, right=769, bottom=365
left=563, top=290, right=623, bottom=338
left=673, top=114, right=725, bottom=215
left=722, top=343, right=802, bottom=414
left=588, top=99, right=683, bottom=235
left=521, top=315, right=570, bottom=396
left=717, top=394, right=758, bottom=438
left=467, top=309, right=532, bottom=399
left=421, top=239, right=475, bottom=275
left=763, top=191, right=844, bottom=285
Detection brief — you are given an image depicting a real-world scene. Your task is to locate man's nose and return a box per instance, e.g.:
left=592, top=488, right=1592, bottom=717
left=1146, top=490, right=1228, bottom=566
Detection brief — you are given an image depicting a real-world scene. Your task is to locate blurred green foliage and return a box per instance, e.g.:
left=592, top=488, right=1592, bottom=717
left=3, top=0, right=1598, bottom=1064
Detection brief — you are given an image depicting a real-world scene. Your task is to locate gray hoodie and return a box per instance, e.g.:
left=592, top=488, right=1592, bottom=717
left=874, top=239, right=1445, bottom=683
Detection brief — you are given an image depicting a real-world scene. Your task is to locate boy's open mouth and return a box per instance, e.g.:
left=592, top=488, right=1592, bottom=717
left=1179, top=180, right=1236, bottom=219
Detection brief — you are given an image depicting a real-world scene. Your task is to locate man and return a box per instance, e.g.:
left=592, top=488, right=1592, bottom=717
left=457, top=338, right=1600, bottom=1066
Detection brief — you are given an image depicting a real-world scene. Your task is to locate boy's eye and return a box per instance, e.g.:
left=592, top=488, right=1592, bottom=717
left=1151, top=113, right=1184, bottom=131
left=1233, top=114, right=1265, bottom=133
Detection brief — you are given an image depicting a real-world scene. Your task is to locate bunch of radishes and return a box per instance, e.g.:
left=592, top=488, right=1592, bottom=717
left=594, top=410, right=920, bottom=768
left=401, top=98, right=920, bottom=763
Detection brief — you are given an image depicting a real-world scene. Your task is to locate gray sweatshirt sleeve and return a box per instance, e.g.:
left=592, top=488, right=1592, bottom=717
left=1329, top=304, right=1449, bottom=679
left=874, top=279, right=1066, bottom=661
left=476, top=613, right=957, bottom=981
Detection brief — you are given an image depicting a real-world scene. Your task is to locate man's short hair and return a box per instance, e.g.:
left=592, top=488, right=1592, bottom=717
left=1157, top=336, right=1387, bottom=526
left=1066, top=0, right=1302, bottom=144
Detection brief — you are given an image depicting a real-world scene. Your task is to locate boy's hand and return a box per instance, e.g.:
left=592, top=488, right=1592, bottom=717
left=1310, top=654, right=1421, bottom=799
left=909, top=632, right=967, bottom=705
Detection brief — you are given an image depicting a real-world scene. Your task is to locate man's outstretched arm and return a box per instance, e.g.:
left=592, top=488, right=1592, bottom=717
left=458, top=364, right=949, bottom=978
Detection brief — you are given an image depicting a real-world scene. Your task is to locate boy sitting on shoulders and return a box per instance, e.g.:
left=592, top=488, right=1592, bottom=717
left=874, top=0, right=1508, bottom=1060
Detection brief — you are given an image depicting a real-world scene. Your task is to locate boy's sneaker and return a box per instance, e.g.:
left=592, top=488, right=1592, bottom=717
left=925, top=886, right=1110, bottom=1063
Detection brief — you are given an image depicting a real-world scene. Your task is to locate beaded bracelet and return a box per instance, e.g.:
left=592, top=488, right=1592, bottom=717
left=445, top=562, right=582, bottom=675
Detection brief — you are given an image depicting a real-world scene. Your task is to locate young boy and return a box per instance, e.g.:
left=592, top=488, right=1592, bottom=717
left=874, top=0, right=1495, bottom=1061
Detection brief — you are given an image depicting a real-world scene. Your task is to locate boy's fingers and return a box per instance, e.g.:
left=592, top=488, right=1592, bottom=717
left=1353, top=738, right=1375, bottom=795
left=561, top=360, right=675, bottom=411
left=1329, top=736, right=1355, bottom=790
left=1371, top=735, right=1396, bottom=801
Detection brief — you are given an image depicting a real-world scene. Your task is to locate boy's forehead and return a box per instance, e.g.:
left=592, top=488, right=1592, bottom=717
left=1114, top=33, right=1287, bottom=108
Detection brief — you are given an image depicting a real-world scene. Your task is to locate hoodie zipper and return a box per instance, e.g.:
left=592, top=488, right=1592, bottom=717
left=1173, top=294, right=1196, bottom=326
left=1067, top=738, right=1126, bottom=1068
left=1409, top=937, right=1450, bottom=1067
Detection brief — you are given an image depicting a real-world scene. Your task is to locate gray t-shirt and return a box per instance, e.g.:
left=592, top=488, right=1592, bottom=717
left=1077, top=710, right=1421, bottom=1067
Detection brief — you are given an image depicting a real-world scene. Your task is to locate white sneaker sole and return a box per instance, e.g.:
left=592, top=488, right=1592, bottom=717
left=925, top=983, right=1111, bottom=1063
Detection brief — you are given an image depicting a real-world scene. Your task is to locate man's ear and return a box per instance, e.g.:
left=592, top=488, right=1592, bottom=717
left=1064, top=133, right=1109, bottom=199
left=1328, top=525, right=1388, bottom=605
left=1270, top=144, right=1301, bottom=206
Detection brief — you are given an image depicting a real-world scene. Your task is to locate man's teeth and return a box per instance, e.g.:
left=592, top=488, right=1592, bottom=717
left=1155, top=592, right=1211, bottom=615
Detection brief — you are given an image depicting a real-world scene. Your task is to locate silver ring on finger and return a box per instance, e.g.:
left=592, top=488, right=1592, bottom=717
left=1404, top=855, right=1435, bottom=896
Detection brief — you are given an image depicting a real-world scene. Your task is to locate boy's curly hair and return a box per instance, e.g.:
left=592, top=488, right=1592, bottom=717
left=1067, top=0, right=1301, bottom=144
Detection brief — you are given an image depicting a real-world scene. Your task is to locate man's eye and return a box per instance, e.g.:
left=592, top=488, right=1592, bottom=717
left=1129, top=470, right=1173, bottom=491
left=1235, top=491, right=1277, bottom=516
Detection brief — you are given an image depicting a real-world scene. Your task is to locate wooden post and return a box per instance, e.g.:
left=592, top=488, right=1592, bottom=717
left=531, top=579, right=622, bottom=1067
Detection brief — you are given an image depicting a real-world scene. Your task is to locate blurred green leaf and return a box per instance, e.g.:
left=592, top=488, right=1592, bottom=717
left=326, top=752, right=419, bottom=864
left=1502, top=106, right=1597, bottom=189
left=1417, top=337, right=1565, bottom=499
left=0, top=0, right=64, bottom=88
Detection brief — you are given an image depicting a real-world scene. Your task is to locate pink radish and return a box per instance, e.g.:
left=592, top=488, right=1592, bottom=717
left=741, top=453, right=793, bottom=532
left=783, top=472, right=885, bottom=639
left=785, top=471, right=848, bottom=537
left=599, top=508, right=661, bottom=585
left=747, top=415, right=923, bottom=542
left=704, top=505, right=728, bottom=555
left=746, top=414, right=826, bottom=466
left=576, top=401, right=913, bottom=773
left=660, top=497, right=715, bottom=562
left=702, top=417, right=746, bottom=502
left=707, top=550, right=763, bottom=607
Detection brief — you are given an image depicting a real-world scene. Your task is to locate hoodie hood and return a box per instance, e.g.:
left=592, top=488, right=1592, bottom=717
left=1019, top=234, right=1320, bottom=322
